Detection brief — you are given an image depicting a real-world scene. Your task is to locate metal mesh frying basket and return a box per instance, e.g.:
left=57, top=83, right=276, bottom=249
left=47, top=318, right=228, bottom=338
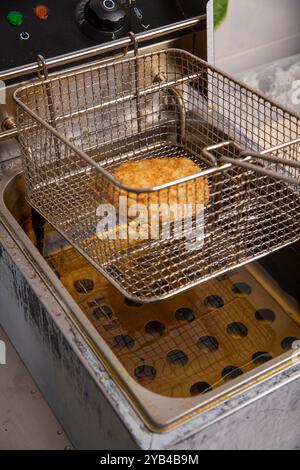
left=14, top=47, right=300, bottom=303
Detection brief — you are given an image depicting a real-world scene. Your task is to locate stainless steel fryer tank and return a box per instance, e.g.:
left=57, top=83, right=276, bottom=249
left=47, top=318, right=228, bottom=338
left=0, top=7, right=300, bottom=450
left=0, top=164, right=300, bottom=449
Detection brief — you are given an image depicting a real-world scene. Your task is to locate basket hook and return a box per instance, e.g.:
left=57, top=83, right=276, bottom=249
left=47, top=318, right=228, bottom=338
left=128, top=32, right=142, bottom=135
left=36, top=55, right=49, bottom=80
left=128, top=32, right=139, bottom=58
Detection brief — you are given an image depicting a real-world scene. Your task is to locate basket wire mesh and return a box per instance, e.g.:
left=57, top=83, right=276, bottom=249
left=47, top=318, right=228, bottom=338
left=14, top=45, right=300, bottom=303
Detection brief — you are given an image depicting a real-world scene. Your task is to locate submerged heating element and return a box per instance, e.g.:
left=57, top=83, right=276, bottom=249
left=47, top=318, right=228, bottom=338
left=46, top=246, right=300, bottom=398
left=14, top=47, right=300, bottom=303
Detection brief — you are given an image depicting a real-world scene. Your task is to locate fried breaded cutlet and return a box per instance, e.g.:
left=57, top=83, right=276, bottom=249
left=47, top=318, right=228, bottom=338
left=97, top=157, right=210, bottom=247
left=112, top=157, right=210, bottom=210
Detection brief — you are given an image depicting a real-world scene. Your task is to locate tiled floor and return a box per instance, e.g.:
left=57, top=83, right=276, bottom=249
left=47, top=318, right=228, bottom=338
left=0, top=327, right=72, bottom=450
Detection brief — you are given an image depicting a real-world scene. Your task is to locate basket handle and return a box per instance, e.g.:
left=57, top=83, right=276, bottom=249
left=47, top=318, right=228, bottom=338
left=202, top=138, right=300, bottom=186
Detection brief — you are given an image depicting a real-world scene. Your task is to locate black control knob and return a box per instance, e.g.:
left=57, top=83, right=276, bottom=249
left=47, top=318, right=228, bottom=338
left=85, top=0, right=128, bottom=32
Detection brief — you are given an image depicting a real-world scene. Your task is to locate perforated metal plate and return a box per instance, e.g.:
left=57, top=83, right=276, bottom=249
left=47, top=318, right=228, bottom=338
left=47, top=246, right=300, bottom=398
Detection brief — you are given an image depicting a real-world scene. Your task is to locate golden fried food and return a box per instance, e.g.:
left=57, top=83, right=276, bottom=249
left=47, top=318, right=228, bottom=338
left=112, top=157, right=210, bottom=210
left=97, top=157, right=210, bottom=247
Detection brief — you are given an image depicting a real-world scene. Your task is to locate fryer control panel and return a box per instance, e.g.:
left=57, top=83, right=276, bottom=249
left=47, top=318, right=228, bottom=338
left=0, top=0, right=208, bottom=74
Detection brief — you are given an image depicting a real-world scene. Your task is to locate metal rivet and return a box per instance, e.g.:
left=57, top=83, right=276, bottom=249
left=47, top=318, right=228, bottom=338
left=281, top=337, right=300, bottom=351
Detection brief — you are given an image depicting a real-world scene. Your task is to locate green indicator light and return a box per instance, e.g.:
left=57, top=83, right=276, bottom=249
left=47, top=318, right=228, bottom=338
left=6, top=11, right=24, bottom=27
